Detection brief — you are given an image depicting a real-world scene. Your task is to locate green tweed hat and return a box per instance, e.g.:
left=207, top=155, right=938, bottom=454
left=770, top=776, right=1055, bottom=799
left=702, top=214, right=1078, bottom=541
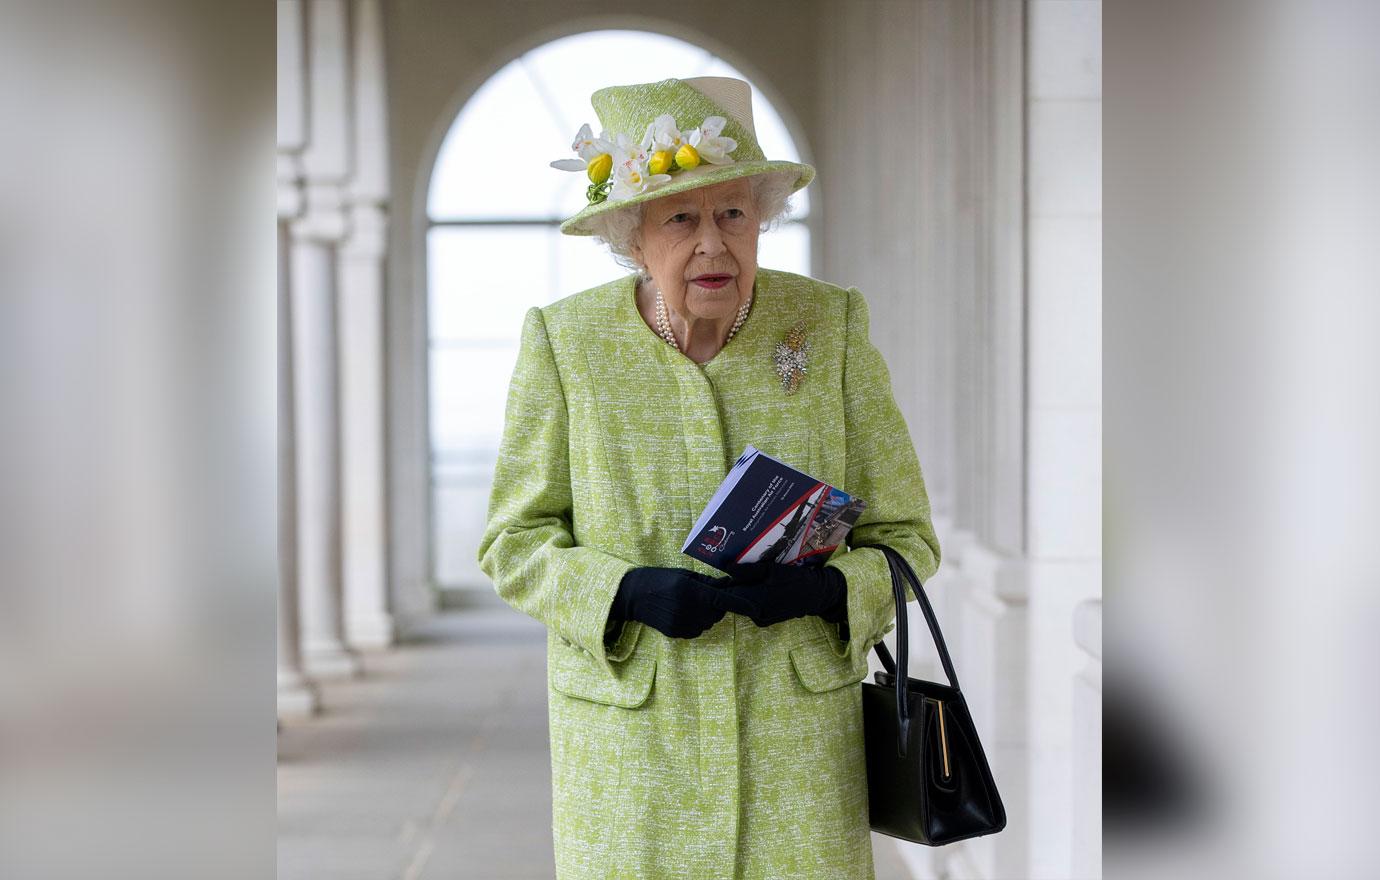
left=551, top=76, right=816, bottom=237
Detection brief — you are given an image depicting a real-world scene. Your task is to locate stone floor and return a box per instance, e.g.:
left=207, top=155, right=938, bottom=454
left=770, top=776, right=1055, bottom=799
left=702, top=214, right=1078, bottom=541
left=278, top=593, right=914, bottom=879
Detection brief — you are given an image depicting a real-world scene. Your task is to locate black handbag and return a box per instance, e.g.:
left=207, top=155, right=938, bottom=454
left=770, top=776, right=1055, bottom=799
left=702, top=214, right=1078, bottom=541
left=853, top=543, right=1007, bottom=846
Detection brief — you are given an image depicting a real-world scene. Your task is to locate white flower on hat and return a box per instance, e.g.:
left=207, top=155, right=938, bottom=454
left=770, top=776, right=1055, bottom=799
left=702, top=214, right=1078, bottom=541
left=686, top=115, right=738, bottom=165
left=549, top=123, right=615, bottom=183
left=609, top=132, right=671, bottom=200
left=643, top=114, right=689, bottom=151
left=611, top=130, right=649, bottom=165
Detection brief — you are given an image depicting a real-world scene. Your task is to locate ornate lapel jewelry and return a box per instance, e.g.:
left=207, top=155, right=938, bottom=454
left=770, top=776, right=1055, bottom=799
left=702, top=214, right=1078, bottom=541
left=773, top=319, right=811, bottom=394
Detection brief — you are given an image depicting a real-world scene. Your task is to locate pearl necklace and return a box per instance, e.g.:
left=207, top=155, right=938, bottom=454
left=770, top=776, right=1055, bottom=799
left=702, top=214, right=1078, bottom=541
left=654, top=287, right=752, bottom=360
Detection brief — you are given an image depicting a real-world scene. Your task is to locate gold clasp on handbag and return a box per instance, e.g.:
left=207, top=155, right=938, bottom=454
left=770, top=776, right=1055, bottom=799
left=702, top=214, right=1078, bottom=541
left=932, top=698, right=951, bottom=779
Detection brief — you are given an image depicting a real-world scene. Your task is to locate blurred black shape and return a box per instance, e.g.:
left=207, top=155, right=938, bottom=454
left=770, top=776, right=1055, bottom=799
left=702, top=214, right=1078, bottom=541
left=1104, top=676, right=1209, bottom=835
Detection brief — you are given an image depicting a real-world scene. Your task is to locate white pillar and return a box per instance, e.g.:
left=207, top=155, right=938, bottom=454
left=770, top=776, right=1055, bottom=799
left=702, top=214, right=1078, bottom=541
left=339, top=204, right=392, bottom=649
left=278, top=563, right=321, bottom=718
left=291, top=220, right=361, bottom=679
left=339, top=0, right=394, bottom=649
left=277, top=0, right=307, bottom=154
left=279, top=227, right=321, bottom=718
left=290, top=0, right=360, bottom=679
left=1072, top=599, right=1102, bottom=879
left=277, top=0, right=327, bottom=710
left=1023, top=1, right=1102, bottom=876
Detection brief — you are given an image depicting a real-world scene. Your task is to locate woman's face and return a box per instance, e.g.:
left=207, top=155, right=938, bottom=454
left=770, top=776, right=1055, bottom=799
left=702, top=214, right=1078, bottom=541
left=631, top=178, right=760, bottom=322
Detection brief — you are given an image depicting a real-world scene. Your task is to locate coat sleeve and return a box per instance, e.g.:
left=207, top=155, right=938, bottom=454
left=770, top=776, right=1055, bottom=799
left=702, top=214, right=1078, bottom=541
left=822, top=286, right=942, bottom=670
left=476, top=306, right=641, bottom=679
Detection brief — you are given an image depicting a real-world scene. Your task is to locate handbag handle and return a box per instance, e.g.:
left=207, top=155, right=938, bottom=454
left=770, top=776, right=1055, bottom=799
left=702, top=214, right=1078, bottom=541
left=853, top=543, right=961, bottom=757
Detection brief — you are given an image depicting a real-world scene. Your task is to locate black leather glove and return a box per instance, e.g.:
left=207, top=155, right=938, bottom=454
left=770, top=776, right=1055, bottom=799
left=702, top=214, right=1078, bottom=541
left=715, top=559, right=848, bottom=628
left=610, top=566, right=762, bottom=639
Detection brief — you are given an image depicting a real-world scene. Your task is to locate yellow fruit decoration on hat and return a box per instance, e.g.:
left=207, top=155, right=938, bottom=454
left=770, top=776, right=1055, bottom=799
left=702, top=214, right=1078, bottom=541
left=586, top=153, right=612, bottom=184
left=674, top=144, right=701, bottom=170
left=648, top=150, right=674, bottom=175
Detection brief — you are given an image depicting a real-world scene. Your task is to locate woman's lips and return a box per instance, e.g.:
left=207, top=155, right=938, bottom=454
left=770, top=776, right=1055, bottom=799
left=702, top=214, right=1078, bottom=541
left=692, top=275, right=733, bottom=289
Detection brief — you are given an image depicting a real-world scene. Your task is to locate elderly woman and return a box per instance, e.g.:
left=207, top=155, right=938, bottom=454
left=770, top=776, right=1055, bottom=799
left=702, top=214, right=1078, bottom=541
left=477, top=76, right=940, bottom=880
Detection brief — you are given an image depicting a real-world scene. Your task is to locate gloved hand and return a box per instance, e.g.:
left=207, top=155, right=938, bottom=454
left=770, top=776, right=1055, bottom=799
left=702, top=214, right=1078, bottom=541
left=610, top=566, right=763, bottom=639
left=715, top=559, right=848, bottom=628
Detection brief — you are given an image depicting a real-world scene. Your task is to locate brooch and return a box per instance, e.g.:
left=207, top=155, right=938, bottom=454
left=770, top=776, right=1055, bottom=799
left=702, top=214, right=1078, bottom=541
left=772, top=319, right=811, bottom=394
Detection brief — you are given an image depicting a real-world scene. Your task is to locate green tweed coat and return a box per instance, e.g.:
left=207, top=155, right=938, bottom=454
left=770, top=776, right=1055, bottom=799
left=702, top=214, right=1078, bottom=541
left=476, top=266, right=941, bottom=880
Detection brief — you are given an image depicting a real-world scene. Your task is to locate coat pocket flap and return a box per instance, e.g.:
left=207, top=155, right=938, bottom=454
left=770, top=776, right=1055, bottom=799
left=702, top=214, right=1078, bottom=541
left=549, top=638, right=656, bottom=708
left=789, top=636, right=870, bottom=693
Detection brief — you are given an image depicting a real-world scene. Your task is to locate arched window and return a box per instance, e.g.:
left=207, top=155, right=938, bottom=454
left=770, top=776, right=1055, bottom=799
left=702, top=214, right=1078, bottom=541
left=427, top=29, right=813, bottom=590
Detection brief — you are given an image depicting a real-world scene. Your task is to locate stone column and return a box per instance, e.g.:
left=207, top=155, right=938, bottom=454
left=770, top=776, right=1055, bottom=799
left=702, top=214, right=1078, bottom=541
left=1023, top=1, right=1103, bottom=876
left=290, top=214, right=360, bottom=679
left=1072, top=599, right=1102, bottom=879
left=292, top=0, right=360, bottom=679
left=340, top=0, right=394, bottom=649
left=278, top=223, right=320, bottom=718
left=276, top=0, right=329, bottom=709
left=340, top=205, right=392, bottom=649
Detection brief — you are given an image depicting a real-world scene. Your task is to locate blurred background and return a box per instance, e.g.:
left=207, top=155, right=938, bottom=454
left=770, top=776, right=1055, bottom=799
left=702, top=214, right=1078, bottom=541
left=274, top=2, right=1099, bottom=878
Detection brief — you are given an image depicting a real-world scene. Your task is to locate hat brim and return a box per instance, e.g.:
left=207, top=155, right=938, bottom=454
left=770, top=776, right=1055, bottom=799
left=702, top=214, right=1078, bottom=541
left=558, top=159, right=816, bottom=237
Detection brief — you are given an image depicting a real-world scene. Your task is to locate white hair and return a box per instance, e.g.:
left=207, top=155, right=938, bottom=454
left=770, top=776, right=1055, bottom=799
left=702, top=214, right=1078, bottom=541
left=585, top=170, right=801, bottom=278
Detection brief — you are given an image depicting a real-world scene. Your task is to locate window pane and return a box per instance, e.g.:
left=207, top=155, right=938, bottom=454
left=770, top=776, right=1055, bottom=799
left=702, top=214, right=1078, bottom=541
left=555, top=232, right=632, bottom=292
left=430, top=345, right=516, bottom=453
left=428, top=62, right=572, bottom=220
left=429, top=226, right=556, bottom=341
left=432, top=482, right=494, bottom=588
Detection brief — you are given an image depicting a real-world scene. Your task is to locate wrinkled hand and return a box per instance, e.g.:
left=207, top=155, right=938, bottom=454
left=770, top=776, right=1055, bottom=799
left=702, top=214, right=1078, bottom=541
left=714, top=559, right=848, bottom=628
left=610, top=566, right=762, bottom=639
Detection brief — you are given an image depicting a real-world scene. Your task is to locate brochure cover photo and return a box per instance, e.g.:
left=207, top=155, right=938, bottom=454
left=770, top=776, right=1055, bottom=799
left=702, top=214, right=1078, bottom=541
left=681, top=445, right=867, bottom=571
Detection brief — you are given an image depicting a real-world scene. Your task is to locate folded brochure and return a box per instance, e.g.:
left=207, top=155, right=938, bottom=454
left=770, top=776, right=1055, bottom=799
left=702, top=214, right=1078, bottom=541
left=682, top=444, right=867, bottom=570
